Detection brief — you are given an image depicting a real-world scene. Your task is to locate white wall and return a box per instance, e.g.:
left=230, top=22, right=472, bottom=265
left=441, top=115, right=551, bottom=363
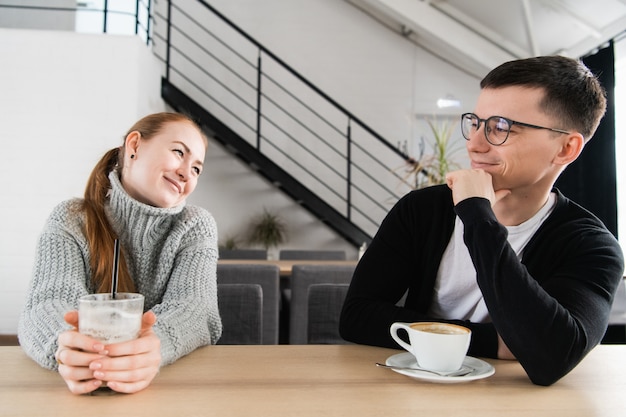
left=202, top=0, right=480, bottom=153
left=0, top=0, right=482, bottom=335
left=155, top=0, right=477, bottom=242
left=615, top=38, right=626, bottom=246
left=0, top=29, right=166, bottom=334
left=0, top=0, right=75, bottom=30
left=0, top=28, right=359, bottom=335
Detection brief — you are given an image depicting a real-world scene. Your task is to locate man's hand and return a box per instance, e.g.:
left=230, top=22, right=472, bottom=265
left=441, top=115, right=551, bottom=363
left=497, top=334, right=516, bottom=360
left=446, top=169, right=511, bottom=206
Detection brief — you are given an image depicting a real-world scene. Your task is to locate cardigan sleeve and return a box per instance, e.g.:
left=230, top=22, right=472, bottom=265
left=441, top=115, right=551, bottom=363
left=338, top=187, right=501, bottom=355
left=339, top=193, right=426, bottom=348
left=455, top=196, right=624, bottom=386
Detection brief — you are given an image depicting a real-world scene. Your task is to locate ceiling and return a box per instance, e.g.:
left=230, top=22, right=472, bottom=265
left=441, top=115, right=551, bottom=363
left=347, top=0, right=626, bottom=78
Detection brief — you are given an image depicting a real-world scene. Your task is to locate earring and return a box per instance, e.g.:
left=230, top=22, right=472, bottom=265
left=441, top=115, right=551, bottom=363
left=130, top=154, right=135, bottom=159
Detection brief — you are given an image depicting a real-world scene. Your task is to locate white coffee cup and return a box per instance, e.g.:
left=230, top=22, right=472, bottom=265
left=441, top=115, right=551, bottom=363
left=390, top=322, right=471, bottom=372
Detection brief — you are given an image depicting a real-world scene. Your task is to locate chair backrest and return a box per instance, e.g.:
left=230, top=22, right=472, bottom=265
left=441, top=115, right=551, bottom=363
left=217, top=283, right=263, bottom=345
left=289, top=264, right=355, bottom=344
left=279, top=249, right=346, bottom=260
left=605, top=277, right=626, bottom=343
left=307, top=283, right=351, bottom=344
left=220, top=249, right=268, bottom=259
left=217, top=263, right=280, bottom=344
left=609, top=277, right=626, bottom=323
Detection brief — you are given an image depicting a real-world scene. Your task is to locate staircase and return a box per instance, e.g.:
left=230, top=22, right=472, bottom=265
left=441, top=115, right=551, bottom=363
left=152, top=1, right=413, bottom=247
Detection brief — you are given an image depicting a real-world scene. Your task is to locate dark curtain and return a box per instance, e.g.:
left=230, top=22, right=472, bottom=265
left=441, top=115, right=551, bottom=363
left=555, top=42, right=618, bottom=238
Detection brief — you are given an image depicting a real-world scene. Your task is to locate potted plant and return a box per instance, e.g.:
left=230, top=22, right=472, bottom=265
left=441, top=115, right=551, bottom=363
left=396, top=118, right=464, bottom=189
left=247, top=209, right=287, bottom=259
left=219, top=235, right=241, bottom=251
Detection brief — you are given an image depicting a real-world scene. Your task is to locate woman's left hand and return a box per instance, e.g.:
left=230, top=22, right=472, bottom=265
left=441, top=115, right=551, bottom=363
left=88, top=311, right=162, bottom=393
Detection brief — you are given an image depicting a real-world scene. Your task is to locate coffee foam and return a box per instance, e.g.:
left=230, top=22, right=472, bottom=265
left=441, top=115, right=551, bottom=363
left=410, top=322, right=469, bottom=335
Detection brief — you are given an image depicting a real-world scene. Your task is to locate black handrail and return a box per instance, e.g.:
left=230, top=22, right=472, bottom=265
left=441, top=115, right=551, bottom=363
left=0, top=2, right=153, bottom=45
left=1, top=1, right=419, bottom=240
left=193, top=0, right=406, bottom=159
left=152, top=0, right=416, bottom=237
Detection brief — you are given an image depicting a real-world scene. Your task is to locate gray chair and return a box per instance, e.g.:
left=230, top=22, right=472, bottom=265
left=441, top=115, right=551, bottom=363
left=307, top=283, right=351, bottom=344
left=605, top=277, right=626, bottom=344
left=279, top=249, right=346, bottom=260
left=217, top=283, right=263, bottom=345
left=217, top=263, right=280, bottom=344
left=289, top=264, right=355, bottom=344
left=220, top=249, right=267, bottom=259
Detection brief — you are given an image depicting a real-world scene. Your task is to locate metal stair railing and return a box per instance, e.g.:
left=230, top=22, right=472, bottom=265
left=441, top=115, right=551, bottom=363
left=0, top=1, right=153, bottom=44
left=151, top=0, right=415, bottom=242
left=0, top=1, right=420, bottom=244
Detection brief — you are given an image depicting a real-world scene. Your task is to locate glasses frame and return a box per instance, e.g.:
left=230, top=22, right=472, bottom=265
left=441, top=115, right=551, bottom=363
left=460, top=113, right=570, bottom=146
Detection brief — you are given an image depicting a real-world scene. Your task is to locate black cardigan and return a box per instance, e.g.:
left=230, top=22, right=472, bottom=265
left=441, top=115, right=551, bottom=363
left=340, top=185, right=624, bottom=385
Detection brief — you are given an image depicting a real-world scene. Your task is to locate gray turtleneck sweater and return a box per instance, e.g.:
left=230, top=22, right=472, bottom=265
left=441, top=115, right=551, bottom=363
left=18, top=171, right=222, bottom=370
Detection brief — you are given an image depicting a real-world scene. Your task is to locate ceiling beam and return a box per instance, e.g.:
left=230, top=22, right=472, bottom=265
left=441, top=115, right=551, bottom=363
left=564, top=15, right=626, bottom=57
left=521, top=0, right=540, bottom=56
left=430, top=0, right=531, bottom=58
left=351, top=0, right=518, bottom=78
left=537, top=0, right=603, bottom=39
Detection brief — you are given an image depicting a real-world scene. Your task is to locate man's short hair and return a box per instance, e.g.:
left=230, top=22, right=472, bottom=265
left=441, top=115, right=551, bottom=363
left=480, top=56, right=606, bottom=141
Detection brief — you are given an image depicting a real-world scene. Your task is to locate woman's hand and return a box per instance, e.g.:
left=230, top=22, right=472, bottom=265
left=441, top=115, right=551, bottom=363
left=56, top=310, right=109, bottom=394
left=56, top=310, right=161, bottom=394
left=88, top=311, right=161, bottom=394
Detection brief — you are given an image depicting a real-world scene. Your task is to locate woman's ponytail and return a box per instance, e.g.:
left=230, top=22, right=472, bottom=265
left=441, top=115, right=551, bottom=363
left=82, top=148, right=134, bottom=293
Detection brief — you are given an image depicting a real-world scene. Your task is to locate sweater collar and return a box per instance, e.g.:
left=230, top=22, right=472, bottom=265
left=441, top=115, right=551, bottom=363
left=106, top=171, right=185, bottom=247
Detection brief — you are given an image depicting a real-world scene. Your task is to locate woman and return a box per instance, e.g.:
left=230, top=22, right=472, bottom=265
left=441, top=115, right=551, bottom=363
left=18, top=112, right=222, bottom=394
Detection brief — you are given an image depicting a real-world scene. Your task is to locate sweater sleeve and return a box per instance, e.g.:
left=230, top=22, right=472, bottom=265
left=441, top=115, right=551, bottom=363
left=455, top=197, right=624, bottom=386
left=18, top=203, right=91, bottom=370
left=150, top=210, right=222, bottom=366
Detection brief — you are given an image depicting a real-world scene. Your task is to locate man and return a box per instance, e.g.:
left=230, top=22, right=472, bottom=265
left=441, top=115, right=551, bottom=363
left=339, top=56, right=624, bottom=386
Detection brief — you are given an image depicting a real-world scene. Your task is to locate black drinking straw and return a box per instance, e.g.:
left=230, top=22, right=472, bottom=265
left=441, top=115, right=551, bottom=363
left=111, top=239, right=120, bottom=299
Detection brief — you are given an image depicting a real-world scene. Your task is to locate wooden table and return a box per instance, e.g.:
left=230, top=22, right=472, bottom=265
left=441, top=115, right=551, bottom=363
left=1, top=344, right=625, bottom=416
left=218, top=259, right=358, bottom=277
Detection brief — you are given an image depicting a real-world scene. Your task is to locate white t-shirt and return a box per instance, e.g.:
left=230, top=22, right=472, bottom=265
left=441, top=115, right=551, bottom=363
left=427, top=193, right=557, bottom=323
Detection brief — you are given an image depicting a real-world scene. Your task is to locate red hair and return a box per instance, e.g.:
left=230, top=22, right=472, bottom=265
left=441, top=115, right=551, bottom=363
left=82, top=112, right=207, bottom=293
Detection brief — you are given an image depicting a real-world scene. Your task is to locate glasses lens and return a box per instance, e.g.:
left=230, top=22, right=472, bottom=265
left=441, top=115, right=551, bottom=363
left=461, top=114, right=477, bottom=140
left=486, top=117, right=511, bottom=145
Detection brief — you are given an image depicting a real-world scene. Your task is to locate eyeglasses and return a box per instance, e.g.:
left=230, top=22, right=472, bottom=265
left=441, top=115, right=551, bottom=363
left=460, top=113, right=569, bottom=146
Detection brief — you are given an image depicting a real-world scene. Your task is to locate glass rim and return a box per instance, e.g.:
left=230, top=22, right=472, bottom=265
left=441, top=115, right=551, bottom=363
left=79, top=293, right=144, bottom=302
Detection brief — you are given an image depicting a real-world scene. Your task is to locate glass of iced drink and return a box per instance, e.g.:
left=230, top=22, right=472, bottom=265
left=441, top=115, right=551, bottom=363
left=78, top=293, right=144, bottom=344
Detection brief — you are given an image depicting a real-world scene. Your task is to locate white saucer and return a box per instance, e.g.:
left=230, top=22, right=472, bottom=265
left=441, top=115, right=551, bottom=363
left=384, top=352, right=495, bottom=384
